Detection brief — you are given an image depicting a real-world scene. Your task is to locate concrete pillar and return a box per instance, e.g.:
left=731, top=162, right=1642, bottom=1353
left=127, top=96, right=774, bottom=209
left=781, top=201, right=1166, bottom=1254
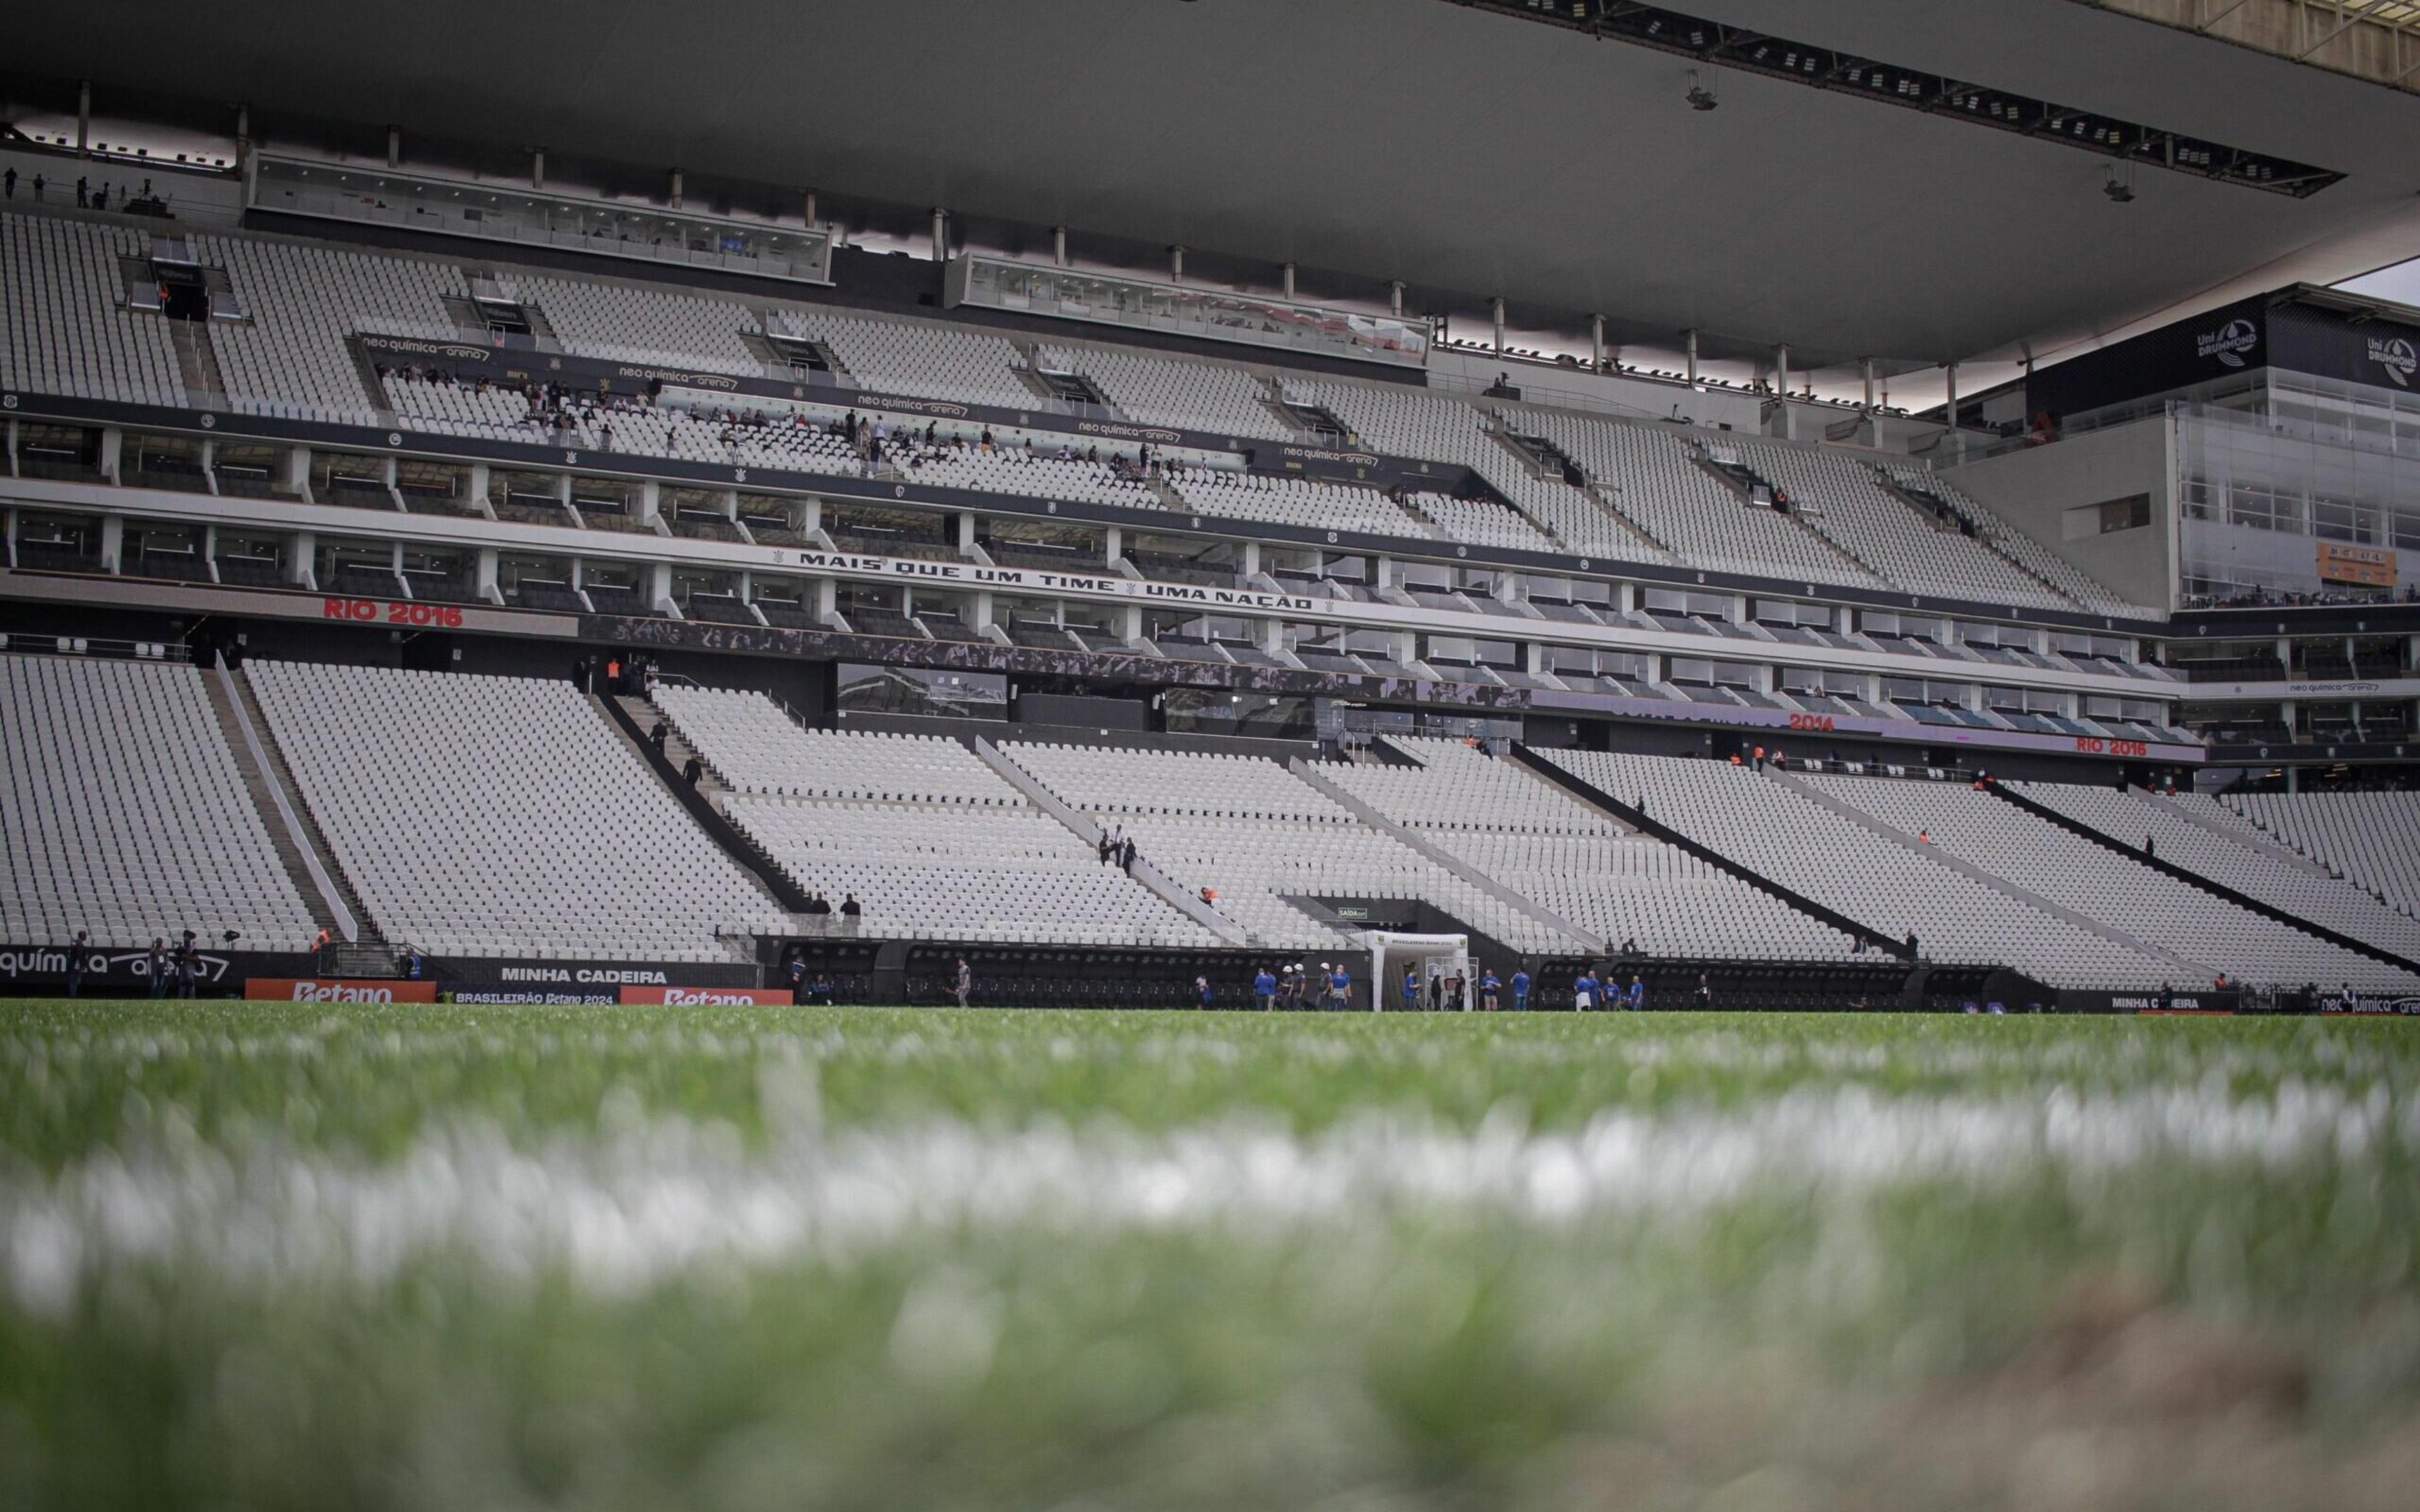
left=1773, top=343, right=1792, bottom=400
left=799, top=496, right=822, bottom=536
left=1492, top=297, right=1506, bottom=356
left=386, top=125, right=400, bottom=168
left=234, top=105, right=251, bottom=168
left=956, top=512, right=977, bottom=553
left=1860, top=358, right=1878, bottom=413
left=468, top=463, right=491, bottom=513
left=966, top=590, right=993, bottom=630
left=532, top=149, right=546, bottom=190
left=568, top=558, right=584, bottom=592
left=98, top=428, right=123, bottom=484
left=802, top=188, right=817, bottom=227
left=931, top=206, right=947, bottom=263
left=735, top=569, right=752, bottom=606
left=1282, top=262, right=1296, bottom=300
left=1240, top=540, right=1261, bottom=578
left=1261, top=616, right=1286, bottom=656
left=648, top=561, right=674, bottom=614
left=78, top=81, right=91, bottom=159
left=1118, top=604, right=1143, bottom=641
left=1170, top=244, right=1185, bottom=283
left=475, top=547, right=500, bottom=604
left=718, top=488, right=739, bottom=521
left=98, top=515, right=124, bottom=573
left=287, top=530, right=315, bottom=588
left=1684, top=329, right=1700, bottom=388
left=1389, top=281, right=1405, bottom=316
left=669, top=169, right=686, bottom=210
left=813, top=576, right=836, bottom=621
left=1052, top=225, right=1068, bottom=266
left=1590, top=314, right=1605, bottom=372
left=637, top=480, right=662, bottom=527
left=1103, top=525, right=1123, bottom=566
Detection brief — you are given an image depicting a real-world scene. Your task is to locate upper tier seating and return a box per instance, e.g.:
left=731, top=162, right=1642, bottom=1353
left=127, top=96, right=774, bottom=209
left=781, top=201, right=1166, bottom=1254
left=1881, top=465, right=2148, bottom=615
left=1003, top=742, right=1592, bottom=954
left=1731, top=440, right=2073, bottom=609
left=199, top=233, right=464, bottom=424
left=650, top=686, right=1214, bottom=947
left=249, top=662, right=787, bottom=958
left=2022, top=784, right=2420, bottom=961
left=768, top=309, right=1035, bottom=410
left=0, top=214, right=189, bottom=409
left=1402, top=492, right=1560, bottom=554
left=1034, top=344, right=1293, bottom=440
left=1801, top=772, right=2420, bottom=992
left=1543, top=750, right=2182, bottom=989
left=1524, top=409, right=1884, bottom=588
left=0, top=653, right=317, bottom=950
left=1285, top=379, right=1669, bottom=565
left=1166, top=467, right=1436, bottom=538
left=1318, top=737, right=1858, bottom=960
left=509, top=274, right=763, bottom=377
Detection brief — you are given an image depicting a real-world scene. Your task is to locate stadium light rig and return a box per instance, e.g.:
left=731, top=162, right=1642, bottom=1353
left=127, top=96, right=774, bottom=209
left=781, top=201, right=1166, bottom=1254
left=2104, top=168, right=2136, bottom=203
left=1685, top=71, right=1719, bottom=111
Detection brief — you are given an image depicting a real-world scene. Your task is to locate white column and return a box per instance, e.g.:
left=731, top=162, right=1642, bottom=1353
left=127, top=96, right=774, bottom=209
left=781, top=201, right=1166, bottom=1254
left=288, top=530, right=316, bottom=589
left=285, top=447, right=311, bottom=503
left=386, top=125, right=401, bottom=168
left=78, top=81, right=91, bottom=159
left=931, top=207, right=947, bottom=263
left=532, top=149, right=546, bottom=190
left=98, top=515, right=124, bottom=574
left=1282, top=262, right=1296, bottom=299
left=648, top=561, right=675, bottom=614
left=1492, top=297, right=1506, bottom=356
left=1052, top=225, right=1068, bottom=266
left=814, top=576, right=837, bottom=621
left=669, top=169, right=684, bottom=210
left=1170, top=244, right=1185, bottom=283
left=1684, top=329, right=1700, bottom=389
left=967, top=590, right=993, bottom=630
left=1590, top=314, right=1605, bottom=372
left=637, top=480, right=662, bottom=527
left=475, top=547, right=500, bottom=604
left=802, top=188, right=817, bottom=227
left=1861, top=357, right=1877, bottom=413
left=1240, top=541, right=1261, bottom=578
left=1389, top=281, right=1405, bottom=316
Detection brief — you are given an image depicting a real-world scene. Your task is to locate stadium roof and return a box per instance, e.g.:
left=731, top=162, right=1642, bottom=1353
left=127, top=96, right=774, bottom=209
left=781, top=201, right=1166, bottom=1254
left=8, top=0, right=2420, bottom=379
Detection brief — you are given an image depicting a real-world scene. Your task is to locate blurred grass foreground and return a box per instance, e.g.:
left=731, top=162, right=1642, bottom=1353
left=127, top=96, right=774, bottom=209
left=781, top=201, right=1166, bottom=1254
left=1, top=1002, right=2416, bottom=1510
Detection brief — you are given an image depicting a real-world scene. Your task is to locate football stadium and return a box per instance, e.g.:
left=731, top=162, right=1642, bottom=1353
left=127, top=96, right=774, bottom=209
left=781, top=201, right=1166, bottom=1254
left=4, top=1, right=2420, bottom=1504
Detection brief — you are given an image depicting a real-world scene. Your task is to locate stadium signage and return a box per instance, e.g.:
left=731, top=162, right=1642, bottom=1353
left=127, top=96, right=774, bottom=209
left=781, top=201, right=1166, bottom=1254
left=2071, top=736, right=2150, bottom=757
left=788, top=550, right=1318, bottom=612
left=0, top=946, right=243, bottom=983
left=247, top=978, right=443, bottom=1004
left=2370, top=336, right=2417, bottom=388
left=2194, top=318, right=2259, bottom=368
left=621, top=986, right=795, bottom=1005
left=497, top=966, right=671, bottom=984
left=1075, top=420, right=1183, bottom=445
left=1787, top=713, right=1836, bottom=733
left=2323, top=995, right=2420, bottom=1016
left=324, top=597, right=467, bottom=628
left=358, top=334, right=495, bottom=364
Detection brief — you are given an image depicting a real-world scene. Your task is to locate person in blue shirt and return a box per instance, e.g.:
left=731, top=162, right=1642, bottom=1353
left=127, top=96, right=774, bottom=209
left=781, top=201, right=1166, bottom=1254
left=1253, top=966, right=1277, bottom=1012
left=1196, top=975, right=1215, bottom=1010
left=1574, top=970, right=1599, bottom=1011
left=1625, top=975, right=1645, bottom=1011
left=1480, top=968, right=1501, bottom=1011
left=1402, top=965, right=1420, bottom=1012
left=1511, top=967, right=1530, bottom=1012
left=1328, top=963, right=1352, bottom=1011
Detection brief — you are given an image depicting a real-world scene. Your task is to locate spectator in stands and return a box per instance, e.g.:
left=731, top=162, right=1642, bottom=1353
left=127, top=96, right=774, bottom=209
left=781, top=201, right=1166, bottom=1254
left=650, top=719, right=670, bottom=757
left=31, top=173, right=45, bottom=202
left=805, top=891, right=830, bottom=916
left=573, top=656, right=591, bottom=693
left=2144, top=833, right=2155, bottom=860
left=313, top=927, right=333, bottom=971
left=606, top=658, right=623, bottom=692
left=3, top=168, right=14, bottom=199
left=1097, top=831, right=1114, bottom=866
left=840, top=893, right=861, bottom=918
left=76, top=176, right=89, bottom=207
left=681, top=754, right=703, bottom=786
left=1120, top=837, right=1138, bottom=873
left=1256, top=965, right=1278, bottom=1012
left=66, top=931, right=90, bottom=998
left=1511, top=966, right=1530, bottom=1013
left=954, top=958, right=972, bottom=1009
left=149, top=937, right=169, bottom=999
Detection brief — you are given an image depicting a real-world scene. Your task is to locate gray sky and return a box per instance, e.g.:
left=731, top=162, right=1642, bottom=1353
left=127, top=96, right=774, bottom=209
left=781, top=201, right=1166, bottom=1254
left=2337, top=256, right=2420, bottom=308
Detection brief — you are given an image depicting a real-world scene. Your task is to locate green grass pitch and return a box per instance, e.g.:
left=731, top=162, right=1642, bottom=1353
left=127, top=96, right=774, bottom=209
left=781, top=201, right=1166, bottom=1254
left=1, top=1000, right=2415, bottom=1509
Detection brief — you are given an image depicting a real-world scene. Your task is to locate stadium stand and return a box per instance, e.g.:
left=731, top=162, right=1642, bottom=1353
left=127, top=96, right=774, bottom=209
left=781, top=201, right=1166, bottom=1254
left=649, top=686, right=1218, bottom=947
left=1541, top=750, right=2186, bottom=989
left=509, top=273, right=763, bottom=377
left=2213, top=791, right=2420, bottom=920
left=197, top=232, right=463, bottom=423
left=1318, top=737, right=1860, bottom=960
left=766, top=308, right=1036, bottom=409
left=1035, top=344, right=1294, bottom=440
left=0, top=653, right=316, bottom=950
left=1002, top=742, right=1594, bottom=954
left=0, top=213, right=190, bottom=408
left=1165, top=467, right=1436, bottom=538
left=248, top=662, right=788, bottom=958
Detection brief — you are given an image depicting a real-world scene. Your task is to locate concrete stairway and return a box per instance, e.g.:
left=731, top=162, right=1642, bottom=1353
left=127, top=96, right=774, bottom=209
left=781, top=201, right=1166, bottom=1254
left=205, top=658, right=384, bottom=957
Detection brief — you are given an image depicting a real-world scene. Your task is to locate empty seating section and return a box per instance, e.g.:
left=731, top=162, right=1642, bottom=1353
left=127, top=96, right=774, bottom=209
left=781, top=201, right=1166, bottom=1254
left=2222, top=792, right=2420, bottom=917
left=1, top=654, right=316, bottom=950
left=511, top=274, right=762, bottom=375
left=1403, top=492, right=1560, bottom=554
left=1801, top=772, right=2419, bottom=992
left=1002, top=742, right=1589, bottom=953
left=248, top=662, right=785, bottom=958
left=1318, top=737, right=1857, bottom=960
left=2022, top=784, right=2420, bottom=961
left=199, top=233, right=464, bottom=423
left=0, top=214, right=188, bottom=408
left=1168, top=469, right=1434, bottom=537
left=1525, top=410, right=1882, bottom=587
left=386, top=373, right=538, bottom=440
left=650, top=687, right=1211, bottom=946
left=1885, top=466, right=2145, bottom=614
left=899, top=445, right=1159, bottom=508
left=768, top=309, right=1034, bottom=409
left=1286, top=379, right=1665, bottom=564
left=1545, top=750, right=2179, bottom=988
left=1035, top=345, right=1292, bottom=440
left=1731, top=440, right=2070, bottom=609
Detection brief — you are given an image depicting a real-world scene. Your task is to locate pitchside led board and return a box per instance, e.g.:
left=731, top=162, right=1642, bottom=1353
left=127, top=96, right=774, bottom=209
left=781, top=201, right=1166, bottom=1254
left=2025, top=288, right=2420, bottom=426
left=246, top=979, right=793, bottom=1005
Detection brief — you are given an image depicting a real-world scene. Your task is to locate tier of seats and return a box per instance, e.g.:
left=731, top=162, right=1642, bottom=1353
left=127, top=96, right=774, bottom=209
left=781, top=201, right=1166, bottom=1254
left=1166, top=468, right=1435, bottom=538
left=509, top=273, right=763, bottom=376
left=2199, top=791, right=2420, bottom=921
left=1003, top=742, right=1591, bottom=954
left=1800, top=772, right=2419, bottom=992
left=249, top=661, right=786, bottom=958
left=1881, top=465, right=2146, bottom=614
left=652, top=687, right=1013, bottom=803
left=198, top=232, right=463, bottom=424
left=0, top=214, right=189, bottom=408
left=768, top=309, right=1035, bottom=410
left=1, top=653, right=316, bottom=950
left=2022, top=783, right=2420, bottom=961
left=1524, top=409, right=1883, bottom=588
left=1403, top=492, right=1560, bottom=554
left=1543, top=750, right=2182, bottom=988
left=1034, top=344, right=1293, bottom=440
left=1318, top=737, right=1859, bottom=961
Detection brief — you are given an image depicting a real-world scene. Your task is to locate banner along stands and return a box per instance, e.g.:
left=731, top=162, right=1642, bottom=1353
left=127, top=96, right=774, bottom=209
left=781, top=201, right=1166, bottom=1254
left=618, top=986, right=795, bottom=1005
left=1, top=945, right=317, bottom=995
left=246, top=978, right=442, bottom=1003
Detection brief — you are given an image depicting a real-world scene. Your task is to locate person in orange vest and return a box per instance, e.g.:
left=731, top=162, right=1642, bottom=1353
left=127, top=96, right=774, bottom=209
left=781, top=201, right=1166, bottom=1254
left=1753, top=745, right=1766, bottom=770
left=1918, top=830, right=1932, bottom=844
left=1729, top=754, right=1744, bottom=767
